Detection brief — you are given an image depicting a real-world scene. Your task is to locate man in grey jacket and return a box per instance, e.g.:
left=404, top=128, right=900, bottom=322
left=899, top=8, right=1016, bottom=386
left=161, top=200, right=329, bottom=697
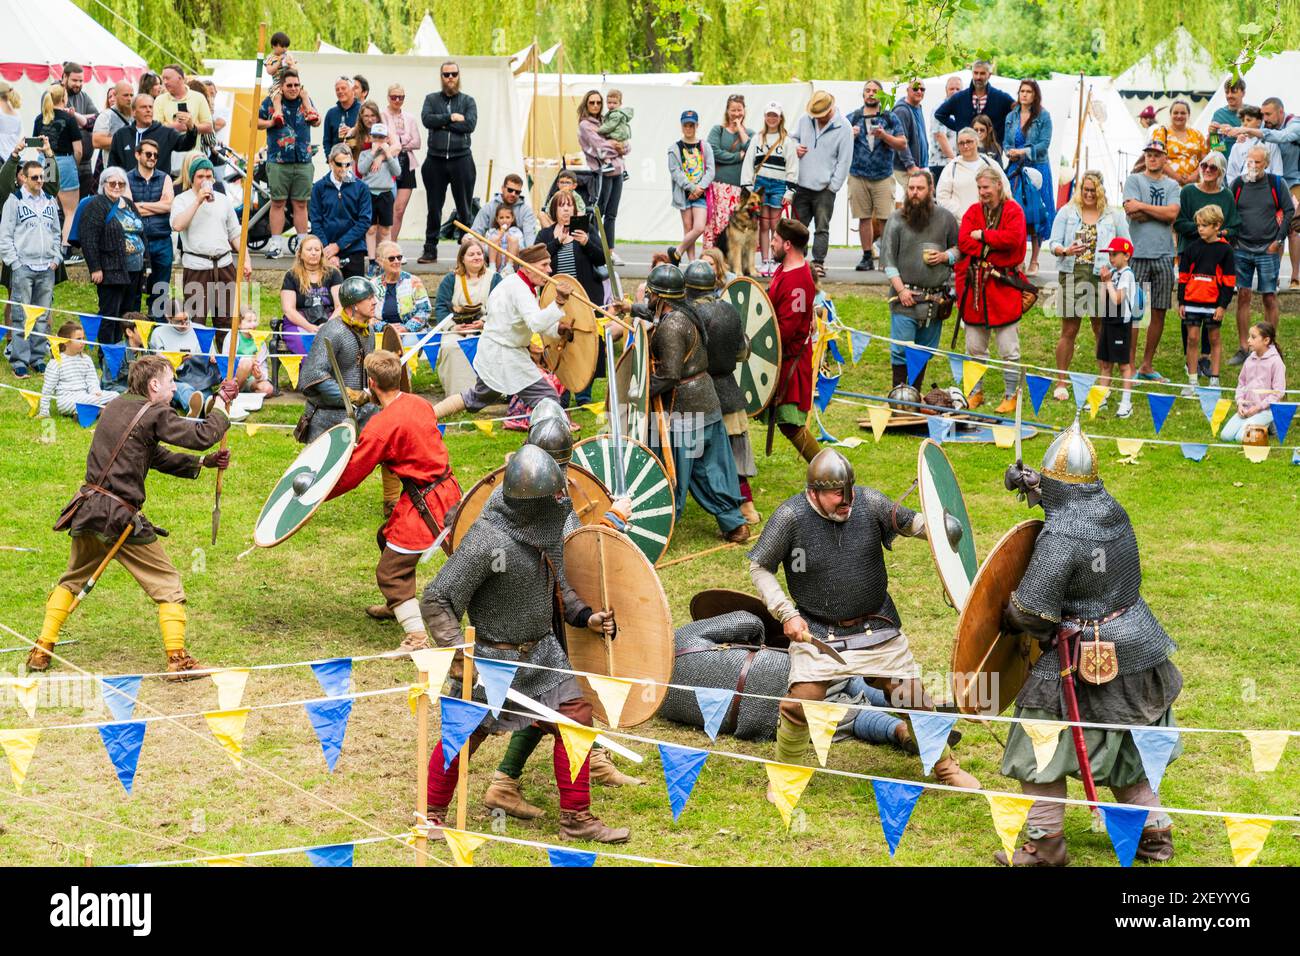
left=1, top=161, right=63, bottom=376
left=792, top=91, right=852, bottom=275
left=419, top=62, right=478, bottom=263
left=470, top=173, right=538, bottom=247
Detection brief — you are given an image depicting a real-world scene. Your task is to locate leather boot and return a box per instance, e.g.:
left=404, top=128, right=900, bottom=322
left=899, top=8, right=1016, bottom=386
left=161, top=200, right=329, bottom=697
left=932, top=753, right=981, bottom=789
left=25, top=642, right=56, bottom=672
left=724, top=524, right=751, bottom=544
left=559, top=810, right=630, bottom=844
left=589, top=748, right=645, bottom=787
left=433, top=393, right=466, bottom=419
left=366, top=603, right=396, bottom=620
left=994, top=832, right=1069, bottom=867
left=788, top=426, right=821, bottom=463
left=739, top=501, right=762, bottom=525
left=397, top=633, right=431, bottom=653
left=483, top=771, right=545, bottom=820
left=891, top=364, right=908, bottom=389
left=165, top=649, right=207, bottom=682
left=1135, top=826, right=1174, bottom=863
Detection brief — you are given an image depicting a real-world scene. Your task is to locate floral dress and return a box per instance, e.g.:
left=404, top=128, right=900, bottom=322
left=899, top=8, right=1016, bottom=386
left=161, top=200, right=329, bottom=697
left=1151, top=126, right=1208, bottom=182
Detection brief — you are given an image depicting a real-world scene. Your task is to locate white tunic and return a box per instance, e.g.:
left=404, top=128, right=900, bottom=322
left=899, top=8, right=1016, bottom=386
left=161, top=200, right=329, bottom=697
left=472, top=272, right=563, bottom=395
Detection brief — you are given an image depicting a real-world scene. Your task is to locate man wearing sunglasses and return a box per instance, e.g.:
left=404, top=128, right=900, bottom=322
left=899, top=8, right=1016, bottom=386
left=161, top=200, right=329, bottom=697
left=309, top=144, right=373, bottom=279
left=469, top=172, right=538, bottom=246
left=1, top=159, right=63, bottom=377
left=257, top=68, right=321, bottom=260
left=419, top=61, right=478, bottom=263
left=127, top=139, right=175, bottom=318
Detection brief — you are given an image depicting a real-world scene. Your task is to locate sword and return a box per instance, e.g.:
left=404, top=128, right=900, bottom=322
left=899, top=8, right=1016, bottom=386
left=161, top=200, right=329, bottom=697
left=604, top=326, right=628, bottom=497
left=324, top=338, right=356, bottom=422
left=1013, top=370, right=1025, bottom=467
left=797, top=629, right=848, bottom=666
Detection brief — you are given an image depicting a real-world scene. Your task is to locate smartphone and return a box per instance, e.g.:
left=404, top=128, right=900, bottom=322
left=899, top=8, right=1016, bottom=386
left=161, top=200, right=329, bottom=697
left=25, top=137, right=42, bottom=148
left=570, top=214, right=590, bottom=234
left=177, top=103, right=189, bottom=113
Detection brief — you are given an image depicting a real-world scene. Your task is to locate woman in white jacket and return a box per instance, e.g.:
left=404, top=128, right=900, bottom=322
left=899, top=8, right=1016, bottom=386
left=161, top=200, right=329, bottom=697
left=38, top=323, right=115, bottom=417
left=936, top=128, right=1011, bottom=220
left=739, top=102, right=800, bottom=276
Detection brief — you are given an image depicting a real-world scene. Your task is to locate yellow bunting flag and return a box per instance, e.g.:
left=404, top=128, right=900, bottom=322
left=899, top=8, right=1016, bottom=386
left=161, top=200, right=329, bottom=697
left=1023, top=721, right=1067, bottom=774
left=407, top=684, right=426, bottom=716
left=557, top=722, right=599, bottom=782
left=442, top=829, right=488, bottom=867
left=210, top=668, right=251, bottom=711
left=0, top=728, right=40, bottom=793
left=1210, top=398, right=1233, bottom=437
left=1115, top=438, right=1144, bottom=460
left=1086, top=385, right=1109, bottom=419
left=582, top=401, right=606, bottom=424
left=1242, top=444, right=1270, bottom=464
left=278, top=355, right=302, bottom=389
left=764, top=762, right=814, bottom=829
left=867, top=404, right=891, bottom=442
left=250, top=329, right=271, bottom=351
left=473, top=420, right=495, bottom=437
left=961, top=361, right=988, bottom=398
left=244, top=423, right=263, bottom=437
left=204, top=855, right=248, bottom=866
left=1223, top=817, right=1273, bottom=867
left=23, top=304, right=43, bottom=336
left=409, top=647, right=456, bottom=694
left=836, top=437, right=864, bottom=449
left=20, top=389, right=41, bottom=417
left=204, top=709, right=251, bottom=767
left=47, top=336, right=67, bottom=362
left=1241, top=731, right=1289, bottom=773
left=986, top=794, right=1034, bottom=860
left=530, top=333, right=544, bottom=350
left=134, top=318, right=154, bottom=344
left=586, top=675, right=635, bottom=728
left=801, top=700, right=848, bottom=768
left=9, top=678, right=40, bottom=720
left=161, top=351, right=184, bottom=370
left=991, top=424, right=1016, bottom=449
left=406, top=348, right=420, bottom=375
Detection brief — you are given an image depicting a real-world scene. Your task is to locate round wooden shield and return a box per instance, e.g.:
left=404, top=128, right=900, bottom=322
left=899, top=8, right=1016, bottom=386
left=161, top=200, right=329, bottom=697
left=562, top=525, right=673, bottom=727
left=950, top=519, right=1045, bottom=716
left=722, top=277, right=781, bottom=417
left=571, top=435, right=675, bottom=566
left=254, top=421, right=356, bottom=547
left=918, top=439, right=979, bottom=612
left=539, top=275, right=600, bottom=394
left=380, top=324, right=411, bottom=393
left=689, top=588, right=788, bottom=648
left=612, top=319, right=650, bottom=445
left=449, top=462, right=613, bottom=552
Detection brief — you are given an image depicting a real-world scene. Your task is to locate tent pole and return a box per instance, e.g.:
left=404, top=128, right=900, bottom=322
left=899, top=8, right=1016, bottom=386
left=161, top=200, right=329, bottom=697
left=558, top=44, right=565, bottom=169
left=531, top=37, right=540, bottom=215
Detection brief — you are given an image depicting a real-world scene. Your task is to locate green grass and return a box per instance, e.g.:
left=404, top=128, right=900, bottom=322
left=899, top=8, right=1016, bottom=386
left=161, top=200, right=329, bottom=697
left=0, top=280, right=1297, bottom=868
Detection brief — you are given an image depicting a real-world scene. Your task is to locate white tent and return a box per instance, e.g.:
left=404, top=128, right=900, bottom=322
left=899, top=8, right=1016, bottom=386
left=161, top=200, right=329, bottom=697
left=1195, top=50, right=1300, bottom=132
left=366, top=43, right=385, bottom=56
left=411, top=14, right=450, bottom=57
left=1115, top=27, right=1219, bottom=97
left=317, top=39, right=349, bottom=55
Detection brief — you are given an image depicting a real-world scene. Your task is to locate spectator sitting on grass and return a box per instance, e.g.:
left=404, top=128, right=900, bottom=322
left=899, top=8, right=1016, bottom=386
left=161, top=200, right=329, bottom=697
left=38, top=321, right=115, bottom=417
left=219, top=307, right=275, bottom=398
left=147, top=302, right=224, bottom=417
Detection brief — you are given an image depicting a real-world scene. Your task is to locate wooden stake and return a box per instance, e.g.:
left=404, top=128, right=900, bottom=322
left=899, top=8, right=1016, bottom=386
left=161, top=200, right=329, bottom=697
left=414, top=665, right=430, bottom=866
left=655, top=541, right=739, bottom=570
left=530, top=37, right=539, bottom=215
left=455, top=627, right=476, bottom=833
left=597, top=532, right=613, bottom=680
left=557, top=44, right=565, bottom=170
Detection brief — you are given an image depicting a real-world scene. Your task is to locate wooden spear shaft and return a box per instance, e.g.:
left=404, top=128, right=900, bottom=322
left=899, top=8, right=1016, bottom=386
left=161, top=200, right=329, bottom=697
left=455, top=628, right=476, bottom=833
left=414, top=664, right=430, bottom=866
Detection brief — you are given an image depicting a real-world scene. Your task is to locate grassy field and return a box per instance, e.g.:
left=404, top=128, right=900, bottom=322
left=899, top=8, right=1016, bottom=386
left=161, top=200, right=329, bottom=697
left=0, top=278, right=1296, bottom=868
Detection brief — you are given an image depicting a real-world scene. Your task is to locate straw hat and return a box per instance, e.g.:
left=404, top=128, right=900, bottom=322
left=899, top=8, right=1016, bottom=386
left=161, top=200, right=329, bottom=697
left=806, top=91, right=835, bottom=119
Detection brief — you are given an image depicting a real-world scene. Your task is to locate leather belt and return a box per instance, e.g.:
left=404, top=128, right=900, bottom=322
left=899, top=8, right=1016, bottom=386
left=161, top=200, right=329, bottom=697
left=478, top=637, right=545, bottom=655
left=681, top=371, right=710, bottom=385
left=1062, top=605, right=1130, bottom=629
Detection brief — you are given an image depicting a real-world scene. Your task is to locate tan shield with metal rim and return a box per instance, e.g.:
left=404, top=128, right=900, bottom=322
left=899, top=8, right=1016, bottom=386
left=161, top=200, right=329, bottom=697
left=449, top=463, right=613, bottom=552
left=917, top=439, right=979, bottom=612
left=254, top=421, right=357, bottom=547
left=563, top=524, right=673, bottom=727
left=539, top=274, right=600, bottom=394
left=950, top=519, right=1045, bottom=715
left=380, top=324, right=411, bottom=393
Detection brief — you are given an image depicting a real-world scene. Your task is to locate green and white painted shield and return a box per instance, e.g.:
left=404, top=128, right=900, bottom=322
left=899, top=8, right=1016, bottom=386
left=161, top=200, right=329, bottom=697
left=254, top=422, right=356, bottom=548
left=917, top=438, right=978, bottom=611
left=572, top=435, right=675, bottom=565
left=723, top=276, right=782, bottom=417
left=614, top=319, right=651, bottom=445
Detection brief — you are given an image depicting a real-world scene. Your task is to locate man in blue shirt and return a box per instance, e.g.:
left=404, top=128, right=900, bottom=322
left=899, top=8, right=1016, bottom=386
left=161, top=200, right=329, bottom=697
left=934, top=60, right=1015, bottom=147
left=846, top=80, right=911, bottom=272
left=257, top=69, right=320, bottom=259
left=309, top=144, right=373, bottom=279
left=323, top=76, right=361, bottom=156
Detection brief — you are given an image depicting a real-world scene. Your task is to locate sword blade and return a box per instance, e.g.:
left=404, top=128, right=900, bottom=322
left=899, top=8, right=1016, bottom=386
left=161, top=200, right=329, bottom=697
left=604, top=326, right=628, bottom=497
left=808, top=636, right=848, bottom=665
left=1013, top=370, right=1025, bottom=465
left=324, top=338, right=355, bottom=422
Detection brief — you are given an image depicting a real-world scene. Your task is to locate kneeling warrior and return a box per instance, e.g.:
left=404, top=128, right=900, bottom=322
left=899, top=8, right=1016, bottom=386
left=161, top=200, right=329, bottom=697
left=29, top=355, right=239, bottom=677
left=324, top=350, right=461, bottom=653
left=998, top=419, right=1180, bottom=865
left=420, top=445, right=629, bottom=842
left=748, top=448, right=979, bottom=788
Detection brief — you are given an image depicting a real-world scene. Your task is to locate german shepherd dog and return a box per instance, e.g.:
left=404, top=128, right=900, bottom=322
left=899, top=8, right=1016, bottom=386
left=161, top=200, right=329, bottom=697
left=715, top=188, right=763, bottom=278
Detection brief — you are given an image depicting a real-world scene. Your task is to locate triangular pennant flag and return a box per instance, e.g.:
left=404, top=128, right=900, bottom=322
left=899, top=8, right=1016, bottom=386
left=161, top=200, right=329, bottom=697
left=586, top=675, right=634, bottom=728
left=1130, top=727, right=1180, bottom=792
left=23, top=304, right=43, bottom=336
left=438, top=424, right=446, bottom=436
left=1224, top=817, right=1273, bottom=867
left=160, top=350, right=184, bottom=370
left=582, top=402, right=603, bottom=417
left=867, top=404, right=891, bottom=442
left=9, top=678, right=39, bottom=719
left=474, top=658, right=517, bottom=717
left=473, top=419, right=494, bottom=437
left=991, top=424, right=1016, bottom=448
left=303, top=698, right=353, bottom=772
left=764, top=762, right=814, bottom=829
left=134, top=318, right=154, bottom=345
left=948, top=354, right=965, bottom=386
left=19, top=389, right=40, bottom=417
left=210, top=668, right=250, bottom=711
left=1210, top=398, right=1233, bottom=437
left=406, top=347, right=420, bottom=375
left=1243, top=444, right=1269, bottom=464
left=204, top=709, right=251, bottom=767
left=75, top=402, right=102, bottom=428
left=422, top=339, right=441, bottom=371
left=1026, top=374, right=1052, bottom=414
left=458, top=337, right=479, bottom=365
left=986, top=793, right=1034, bottom=859
left=1115, top=437, right=1144, bottom=459
left=871, top=780, right=924, bottom=857
left=409, top=647, right=456, bottom=693
left=658, top=744, right=709, bottom=822
left=407, top=684, right=426, bottom=716
left=442, top=829, right=488, bottom=866
left=1241, top=731, right=1289, bottom=773
left=849, top=330, right=871, bottom=363
left=97, top=721, right=146, bottom=794
left=911, top=711, right=958, bottom=775
left=926, top=416, right=952, bottom=443
left=694, top=687, right=733, bottom=741
left=1068, top=372, right=1097, bottom=409
left=1270, top=402, right=1296, bottom=443
left=962, top=361, right=988, bottom=398
left=547, top=847, right=596, bottom=867
left=204, top=855, right=247, bottom=866
left=813, top=371, right=838, bottom=412
left=47, top=335, right=67, bottom=362
left=1180, top=442, right=1209, bottom=462
left=310, top=658, right=353, bottom=698
left=278, top=354, right=302, bottom=388
left=80, top=315, right=102, bottom=343
left=214, top=354, right=230, bottom=378
left=250, top=329, right=271, bottom=351
left=1196, top=385, right=1221, bottom=423
left=192, top=325, right=216, bottom=353
left=826, top=336, right=844, bottom=364
left=557, top=722, right=599, bottom=782
left=1101, top=805, right=1149, bottom=867
left=904, top=345, right=929, bottom=386
left=305, top=843, right=354, bottom=867
left=1086, top=385, right=1108, bottom=419
left=801, top=700, right=848, bottom=767
left=1022, top=720, right=1067, bottom=774
left=246, top=423, right=267, bottom=437
left=100, top=342, right=125, bottom=380
left=101, top=676, right=142, bottom=721
left=0, top=728, right=40, bottom=792
left=439, top=697, right=489, bottom=770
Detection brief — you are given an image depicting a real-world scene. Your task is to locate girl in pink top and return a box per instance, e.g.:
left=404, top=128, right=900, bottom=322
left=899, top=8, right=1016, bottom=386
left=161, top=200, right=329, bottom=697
left=382, top=83, right=422, bottom=243
left=1221, top=322, right=1287, bottom=442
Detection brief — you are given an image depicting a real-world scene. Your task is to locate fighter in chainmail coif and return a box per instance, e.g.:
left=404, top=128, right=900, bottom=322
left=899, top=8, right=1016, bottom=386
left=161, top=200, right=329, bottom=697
left=297, top=276, right=381, bottom=443
left=997, top=418, right=1181, bottom=866
left=748, top=448, right=981, bottom=790
left=419, top=444, right=630, bottom=843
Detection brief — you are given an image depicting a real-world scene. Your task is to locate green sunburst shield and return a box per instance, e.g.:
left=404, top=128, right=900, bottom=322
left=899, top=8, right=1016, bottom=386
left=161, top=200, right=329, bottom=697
left=571, top=434, right=676, bottom=565
left=723, top=276, right=782, bottom=417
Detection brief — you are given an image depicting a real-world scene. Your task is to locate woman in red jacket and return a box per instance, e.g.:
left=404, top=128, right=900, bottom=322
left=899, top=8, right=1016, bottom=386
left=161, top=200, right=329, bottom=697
left=955, top=166, right=1028, bottom=413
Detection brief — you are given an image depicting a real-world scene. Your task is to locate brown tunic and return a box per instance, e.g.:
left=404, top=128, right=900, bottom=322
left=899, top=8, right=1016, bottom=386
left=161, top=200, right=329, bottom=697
left=58, top=394, right=229, bottom=544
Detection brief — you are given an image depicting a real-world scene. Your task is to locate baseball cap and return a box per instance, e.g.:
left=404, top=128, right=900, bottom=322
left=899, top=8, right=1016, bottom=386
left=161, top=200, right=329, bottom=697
left=1142, top=139, right=1167, bottom=154
left=763, top=100, right=784, bottom=117
left=680, top=110, right=699, bottom=125
left=1103, top=237, right=1133, bottom=256
left=370, top=122, right=388, bottom=138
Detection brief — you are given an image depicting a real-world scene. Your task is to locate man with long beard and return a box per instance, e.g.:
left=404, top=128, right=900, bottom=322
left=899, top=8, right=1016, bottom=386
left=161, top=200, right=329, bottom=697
left=881, top=170, right=960, bottom=390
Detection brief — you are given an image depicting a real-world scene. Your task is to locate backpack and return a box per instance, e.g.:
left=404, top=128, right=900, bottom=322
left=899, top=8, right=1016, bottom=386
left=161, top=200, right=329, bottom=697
left=67, top=195, right=96, bottom=248
left=1233, top=173, right=1287, bottom=227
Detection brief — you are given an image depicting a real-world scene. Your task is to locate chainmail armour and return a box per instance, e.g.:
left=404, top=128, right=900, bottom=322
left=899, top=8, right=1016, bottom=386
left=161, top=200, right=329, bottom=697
left=661, top=611, right=788, bottom=740
left=299, top=317, right=377, bottom=441
left=696, top=296, right=749, bottom=416
left=747, top=489, right=917, bottom=640
left=420, top=488, right=589, bottom=699
left=648, top=302, right=721, bottom=420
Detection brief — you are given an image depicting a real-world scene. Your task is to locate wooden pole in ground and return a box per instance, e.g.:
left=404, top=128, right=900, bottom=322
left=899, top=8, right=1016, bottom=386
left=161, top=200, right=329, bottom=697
left=531, top=38, right=539, bottom=216
left=414, top=664, right=430, bottom=866
left=655, top=541, right=739, bottom=570
left=557, top=45, right=565, bottom=170
left=455, top=627, right=476, bottom=832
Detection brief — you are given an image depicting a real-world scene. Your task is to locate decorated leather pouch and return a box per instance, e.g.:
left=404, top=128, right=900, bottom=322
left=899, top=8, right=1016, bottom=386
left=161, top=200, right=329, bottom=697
left=1077, top=623, right=1118, bottom=685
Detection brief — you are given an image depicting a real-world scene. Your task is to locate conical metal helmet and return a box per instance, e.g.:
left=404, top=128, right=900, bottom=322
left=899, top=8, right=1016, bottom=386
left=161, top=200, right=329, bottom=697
left=806, top=448, right=855, bottom=500
left=529, top=398, right=568, bottom=427
left=683, top=260, right=717, bottom=295
left=1040, top=416, right=1098, bottom=483
left=527, top=416, right=574, bottom=467
left=503, top=443, right=565, bottom=499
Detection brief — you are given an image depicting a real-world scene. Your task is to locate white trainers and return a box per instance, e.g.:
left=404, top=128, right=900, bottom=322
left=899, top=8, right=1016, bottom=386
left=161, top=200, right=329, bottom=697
left=1116, top=402, right=1133, bottom=419
left=610, top=251, right=625, bottom=266
left=265, top=240, right=284, bottom=260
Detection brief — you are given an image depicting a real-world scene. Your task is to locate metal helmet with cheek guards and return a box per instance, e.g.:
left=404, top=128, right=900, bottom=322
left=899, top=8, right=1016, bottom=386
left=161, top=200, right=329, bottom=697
left=806, top=448, right=855, bottom=505
left=1040, top=416, right=1099, bottom=484
left=503, top=443, right=566, bottom=500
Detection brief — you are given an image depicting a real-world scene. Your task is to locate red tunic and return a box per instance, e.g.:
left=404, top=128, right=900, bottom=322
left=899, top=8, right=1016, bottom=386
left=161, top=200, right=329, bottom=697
left=326, top=393, right=461, bottom=551
left=954, top=198, right=1028, bottom=328
left=767, top=261, right=818, bottom=411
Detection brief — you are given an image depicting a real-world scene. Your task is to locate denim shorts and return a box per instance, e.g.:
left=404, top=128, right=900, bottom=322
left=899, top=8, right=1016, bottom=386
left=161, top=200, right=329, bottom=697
left=56, top=154, right=80, bottom=193
left=686, top=196, right=707, bottom=209
left=1235, top=248, right=1281, bottom=294
left=753, top=175, right=787, bottom=209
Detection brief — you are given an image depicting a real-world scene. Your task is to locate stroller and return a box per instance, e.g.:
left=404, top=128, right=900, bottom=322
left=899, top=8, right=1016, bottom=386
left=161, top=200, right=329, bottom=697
left=216, top=144, right=303, bottom=255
